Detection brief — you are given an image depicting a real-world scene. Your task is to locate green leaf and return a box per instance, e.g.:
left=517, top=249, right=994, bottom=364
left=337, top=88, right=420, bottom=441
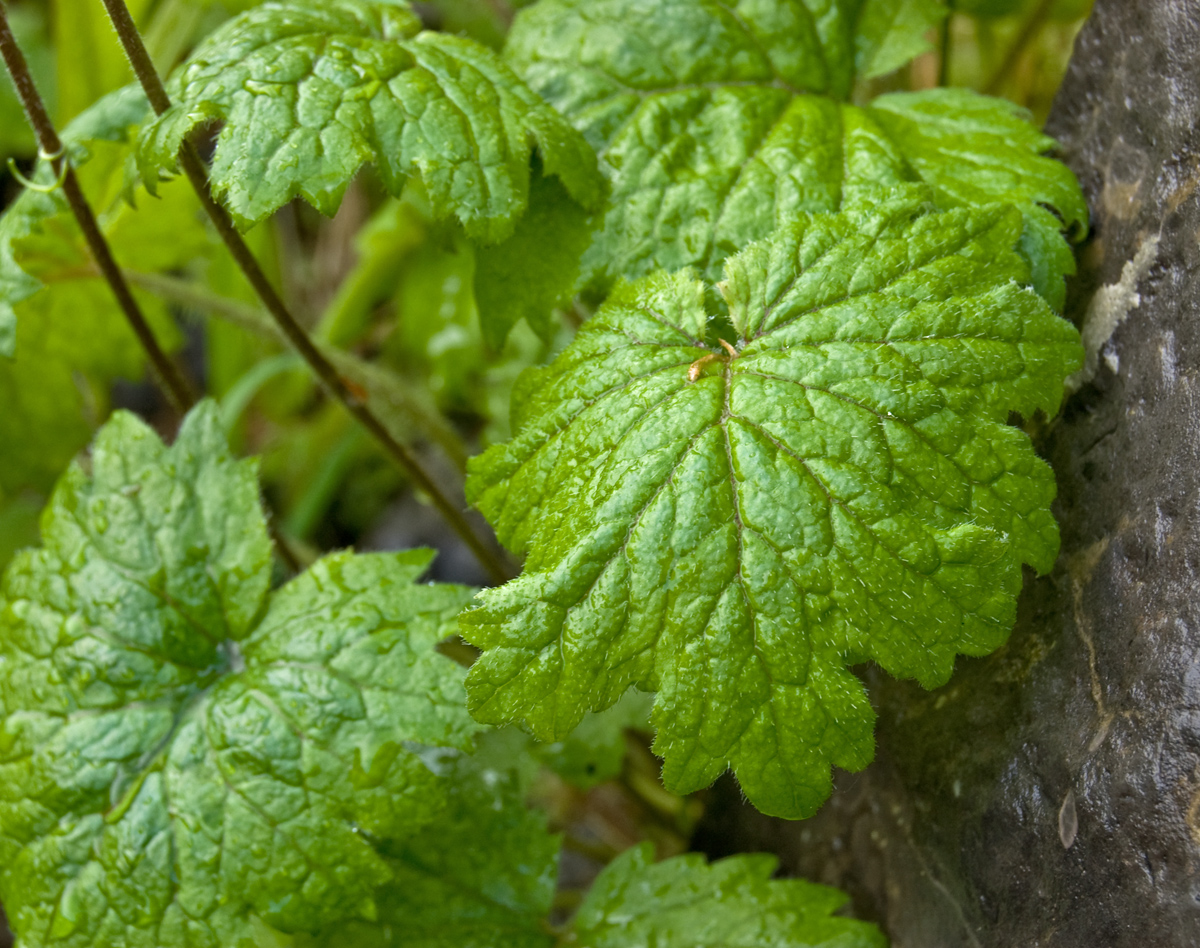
left=0, top=3, right=55, bottom=161
left=462, top=201, right=1082, bottom=818
left=506, top=0, right=1084, bottom=307
left=0, top=402, right=482, bottom=947
left=55, top=84, right=155, bottom=163
left=138, top=0, right=603, bottom=239
left=571, top=843, right=885, bottom=948
left=301, top=732, right=559, bottom=948
left=474, top=169, right=596, bottom=348
left=0, top=85, right=152, bottom=360
left=856, top=0, right=948, bottom=79
left=868, top=89, right=1088, bottom=310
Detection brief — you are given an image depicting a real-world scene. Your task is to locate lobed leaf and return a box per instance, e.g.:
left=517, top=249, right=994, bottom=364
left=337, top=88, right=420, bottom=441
left=869, top=89, right=1088, bottom=309
left=462, top=201, right=1082, bottom=818
left=0, top=403, right=481, bottom=947
left=137, top=0, right=604, bottom=240
left=506, top=0, right=1085, bottom=307
left=299, top=733, right=560, bottom=948
left=572, top=843, right=885, bottom=948
left=474, top=169, right=596, bottom=349
left=298, top=736, right=885, bottom=948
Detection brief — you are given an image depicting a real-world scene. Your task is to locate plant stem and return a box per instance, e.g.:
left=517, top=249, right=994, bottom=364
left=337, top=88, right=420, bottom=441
left=98, top=0, right=514, bottom=584
left=123, top=269, right=471, bottom=472
left=267, top=519, right=304, bottom=575
left=983, top=0, right=1054, bottom=96
left=98, top=0, right=172, bottom=114
left=0, top=1, right=195, bottom=414
left=937, top=12, right=953, bottom=87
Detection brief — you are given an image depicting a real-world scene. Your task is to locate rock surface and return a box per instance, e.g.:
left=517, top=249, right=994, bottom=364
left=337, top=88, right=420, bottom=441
left=696, top=1, right=1200, bottom=944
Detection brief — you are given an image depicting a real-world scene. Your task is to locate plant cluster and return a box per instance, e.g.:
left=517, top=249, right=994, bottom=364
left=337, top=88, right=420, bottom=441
left=0, top=0, right=1087, bottom=945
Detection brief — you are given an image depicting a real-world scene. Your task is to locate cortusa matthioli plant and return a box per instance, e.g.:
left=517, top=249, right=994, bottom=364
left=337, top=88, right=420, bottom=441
left=0, top=0, right=1086, bottom=945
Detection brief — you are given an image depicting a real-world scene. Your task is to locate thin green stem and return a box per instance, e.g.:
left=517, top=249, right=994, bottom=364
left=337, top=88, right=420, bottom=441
left=123, top=270, right=471, bottom=472
left=983, top=0, right=1054, bottom=96
left=0, top=0, right=194, bottom=413
left=98, top=0, right=513, bottom=583
left=938, top=11, right=953, bottom=87
left=2, top=1, right=304, bottom=574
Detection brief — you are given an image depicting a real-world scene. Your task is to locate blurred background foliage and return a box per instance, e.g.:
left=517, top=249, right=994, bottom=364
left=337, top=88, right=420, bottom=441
left=0, top=1, right=1096, bottom=941
left=0, top=0, right=1095, bottom=585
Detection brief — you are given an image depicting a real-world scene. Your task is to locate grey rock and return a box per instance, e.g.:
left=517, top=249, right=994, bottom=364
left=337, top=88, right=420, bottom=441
left=696, top=1, right=1200, bottom=944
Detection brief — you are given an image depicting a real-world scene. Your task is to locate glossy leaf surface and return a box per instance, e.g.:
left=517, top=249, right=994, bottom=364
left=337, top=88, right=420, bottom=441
left=0, top=403, right=479, bottom=947
left=573, top=843, right=886, bottom=948
left=138, top=0, right=603, bottom=239
left=506, top=0, right=1085, bottom=307
left=464, top=201, right=1082, bottom=818
left=300, top=734, right=560, bottom=948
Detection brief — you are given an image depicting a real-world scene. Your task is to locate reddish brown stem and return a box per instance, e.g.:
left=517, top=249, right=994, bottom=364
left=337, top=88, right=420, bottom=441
left=98, top=0, right=515, bottom=584
left=0, top=1, right=195, bottom=413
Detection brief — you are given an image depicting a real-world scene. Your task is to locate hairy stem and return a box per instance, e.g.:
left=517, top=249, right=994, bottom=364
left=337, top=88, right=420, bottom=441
left=98, top=0, right=514, bottom=583
left=0, top=1, right=195, bottom=413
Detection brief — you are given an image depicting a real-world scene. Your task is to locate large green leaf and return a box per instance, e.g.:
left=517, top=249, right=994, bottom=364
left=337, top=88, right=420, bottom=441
left=506, top=0, right=1085, bottom=308
left=138, top=0, right=604, bottom=239
left=572, top=843, right=885, bottom=948
left=0, top=402, right=481, bottom=947
left=300, top=735, right=884, bottom=948
left=462, top=200, right=1082, bottom=818
left=474, top=168, right=596, bottom=349
left=300, top=732, right=560, bottom=948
